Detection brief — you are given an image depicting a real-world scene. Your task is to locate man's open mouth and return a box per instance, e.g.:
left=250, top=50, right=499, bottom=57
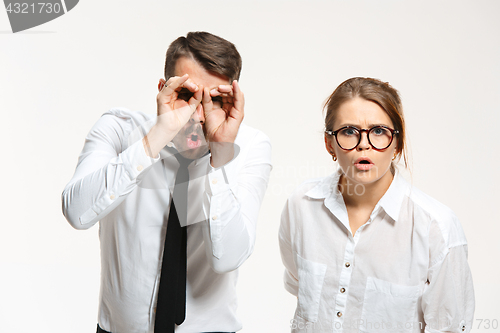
left=187, top=133, right=202, bottom=149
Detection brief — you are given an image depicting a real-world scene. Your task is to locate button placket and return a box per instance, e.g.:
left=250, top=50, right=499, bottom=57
left=333, top=236, right=355, bottom=331
left=352, top=218, right=370, bottom=246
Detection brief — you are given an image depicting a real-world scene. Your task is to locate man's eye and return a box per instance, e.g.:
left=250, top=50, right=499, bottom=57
left=177, top=88, right=193, bottom=102
left=212, top=96, right=223, bottom=107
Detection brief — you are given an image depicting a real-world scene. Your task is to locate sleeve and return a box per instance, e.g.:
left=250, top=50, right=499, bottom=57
left=421, top=218, right=475, bottom=333
left=279, top=198, right=299, bottom=296
left=201, top=131, right=272, bottom=273
left=61, top=112, right=159, bottom=230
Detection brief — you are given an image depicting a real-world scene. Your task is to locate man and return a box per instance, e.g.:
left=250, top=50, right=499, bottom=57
left=62, top=31, right=272, bottom=333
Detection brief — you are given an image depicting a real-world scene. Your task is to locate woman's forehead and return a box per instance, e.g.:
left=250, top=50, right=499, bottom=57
left=335, top=98, right=393, bottom=127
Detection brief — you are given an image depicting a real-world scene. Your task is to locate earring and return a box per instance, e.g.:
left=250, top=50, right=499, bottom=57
left=329, top=151, right=337, bottom=161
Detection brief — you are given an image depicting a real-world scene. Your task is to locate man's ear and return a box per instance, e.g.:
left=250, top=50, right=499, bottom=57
left=158, top=79, right=166, bottom=92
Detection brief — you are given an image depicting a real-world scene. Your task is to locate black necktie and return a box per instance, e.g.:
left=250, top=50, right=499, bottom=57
left=154, top=151, right=193, bottom=333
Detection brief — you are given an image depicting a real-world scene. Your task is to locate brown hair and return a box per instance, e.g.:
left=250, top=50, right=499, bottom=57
left=324, top=77, right=407, bottom=166
left=164, top=31, right=242, bottom=82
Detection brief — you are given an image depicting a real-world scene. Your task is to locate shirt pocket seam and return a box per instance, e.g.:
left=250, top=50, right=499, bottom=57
left=296, top=253, right=327, bottom=323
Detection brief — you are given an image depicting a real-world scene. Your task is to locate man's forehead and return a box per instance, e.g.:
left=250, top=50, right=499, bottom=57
left=173, top=57, right=230, bottom=88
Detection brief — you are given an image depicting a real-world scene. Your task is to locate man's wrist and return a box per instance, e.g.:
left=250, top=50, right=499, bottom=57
left=209, top=142, right=235, bottom=168
left=143, top=124, right=175, bottom=158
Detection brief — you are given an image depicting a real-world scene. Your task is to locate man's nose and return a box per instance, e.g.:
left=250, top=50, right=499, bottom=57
left=190, top=104, right=205, bottom=124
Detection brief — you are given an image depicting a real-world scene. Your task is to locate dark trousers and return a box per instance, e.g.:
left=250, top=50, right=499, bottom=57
left=97, top=323, right=234, bottom=333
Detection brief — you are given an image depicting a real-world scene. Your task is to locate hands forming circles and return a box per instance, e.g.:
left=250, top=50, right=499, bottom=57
left=156, top=74, right=244, bottom=143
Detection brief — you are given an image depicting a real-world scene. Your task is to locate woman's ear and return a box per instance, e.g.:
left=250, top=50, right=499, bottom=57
left=324, top=134, right=335, bottom=154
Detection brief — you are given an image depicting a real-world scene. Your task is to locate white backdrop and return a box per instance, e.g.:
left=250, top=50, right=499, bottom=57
left=1, top=0, right=499, bottom=332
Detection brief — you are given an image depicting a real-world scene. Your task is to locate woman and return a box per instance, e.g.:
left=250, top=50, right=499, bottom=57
left=279, top=78, right=474, bottom=333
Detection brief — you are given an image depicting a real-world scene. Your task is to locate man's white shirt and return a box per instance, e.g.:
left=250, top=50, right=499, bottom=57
left=62, top=108, right=272, bottom=333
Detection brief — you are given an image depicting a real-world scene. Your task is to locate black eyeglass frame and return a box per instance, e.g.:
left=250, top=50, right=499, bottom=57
left=325, top=125, right=399, bottom=151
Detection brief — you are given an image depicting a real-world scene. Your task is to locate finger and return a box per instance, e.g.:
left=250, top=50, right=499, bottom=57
left=222, top=95, right=233, bottom=106
left=202, top=87, right=214, bottom=113
left=217, top=85, right=233, bottom=95
left=168, top=77, right=199, bottom=92
left=210, top=85, right=233, bottom=97
left=209, top=88, right=221, bottom=97
left=173, top=86, right=203, bottom=124
left=183, top=78, right=199, bottom=92
left=161, top=74, right=189, bottom=95
left=232, top=80, right=245, bottom=111
left=188, top=85, right=203, bottom=112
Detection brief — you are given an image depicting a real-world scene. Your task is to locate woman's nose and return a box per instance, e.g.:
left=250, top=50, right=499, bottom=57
left=357, top=132, right=371, bottom=150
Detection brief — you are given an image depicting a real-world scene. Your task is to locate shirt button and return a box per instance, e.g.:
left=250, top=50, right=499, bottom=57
left=212, top=179, right=218, bottom=184
left=137, top=165, right=143, bottom=171
left=110, top=194, right=115, bottom=200
left=340, top=287, right=346, bottom=293
left=337, top=312, right=342, bottom=317
left=167, top=142, right=173, bottom=147
left=345, top=262, right=351, bottom=268
left=212, top=215, right=217, bottom=220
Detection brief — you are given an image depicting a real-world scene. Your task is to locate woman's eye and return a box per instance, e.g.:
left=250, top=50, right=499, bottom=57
left=372, top=127, right=387, bottom=136
left=341, top=128, right=357, bottom=136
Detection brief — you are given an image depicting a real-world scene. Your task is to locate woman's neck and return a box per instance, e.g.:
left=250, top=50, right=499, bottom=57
left=339, top=170, right=394, bottom=209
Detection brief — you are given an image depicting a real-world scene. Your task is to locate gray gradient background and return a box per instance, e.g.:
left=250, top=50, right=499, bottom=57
left=1, top=0, right=499, bottom=332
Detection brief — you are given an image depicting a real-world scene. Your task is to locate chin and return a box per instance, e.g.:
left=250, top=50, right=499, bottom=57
left=178, top=145, right=209, bottom=160
left=343, top=164, right=390, bottom=185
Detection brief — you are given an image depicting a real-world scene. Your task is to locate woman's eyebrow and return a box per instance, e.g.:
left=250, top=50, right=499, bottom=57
left=337, top=123, right=360, bottom=128
left=367, top=123, right=391, bottom=128
left=337, top=123, right=391, bottom=128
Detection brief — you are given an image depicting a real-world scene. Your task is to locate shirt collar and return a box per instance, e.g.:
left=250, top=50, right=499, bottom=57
left=305, top=170, right=340, bottom=199
left=306, top=169, right=350, bottom=229
left=305, top=168, right=409, bottom=223
left=376, top=169, right=408, bottom=222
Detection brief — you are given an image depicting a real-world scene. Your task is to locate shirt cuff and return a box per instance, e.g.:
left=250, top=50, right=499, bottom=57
left=121, top=139, right=160, bottom=181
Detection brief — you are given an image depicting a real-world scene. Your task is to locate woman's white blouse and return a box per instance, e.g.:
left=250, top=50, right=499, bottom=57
left=279, top=170, right=474, bottom=333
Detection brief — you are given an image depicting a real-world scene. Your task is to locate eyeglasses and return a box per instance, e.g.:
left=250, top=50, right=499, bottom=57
left=325, top=125, right=399, bottom=151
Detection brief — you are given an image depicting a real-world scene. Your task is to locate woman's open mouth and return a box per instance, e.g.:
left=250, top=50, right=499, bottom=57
left=354, top=157, right=374, bottom=171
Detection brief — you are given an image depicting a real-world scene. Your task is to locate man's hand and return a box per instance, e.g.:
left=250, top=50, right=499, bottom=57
left=202, top=80, right=245, bottom=167
left=156, top=74, right=203, bottom=134
left=202, top=80, right=244, bottom=143
left=143, top=74, right=203, bottom=158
